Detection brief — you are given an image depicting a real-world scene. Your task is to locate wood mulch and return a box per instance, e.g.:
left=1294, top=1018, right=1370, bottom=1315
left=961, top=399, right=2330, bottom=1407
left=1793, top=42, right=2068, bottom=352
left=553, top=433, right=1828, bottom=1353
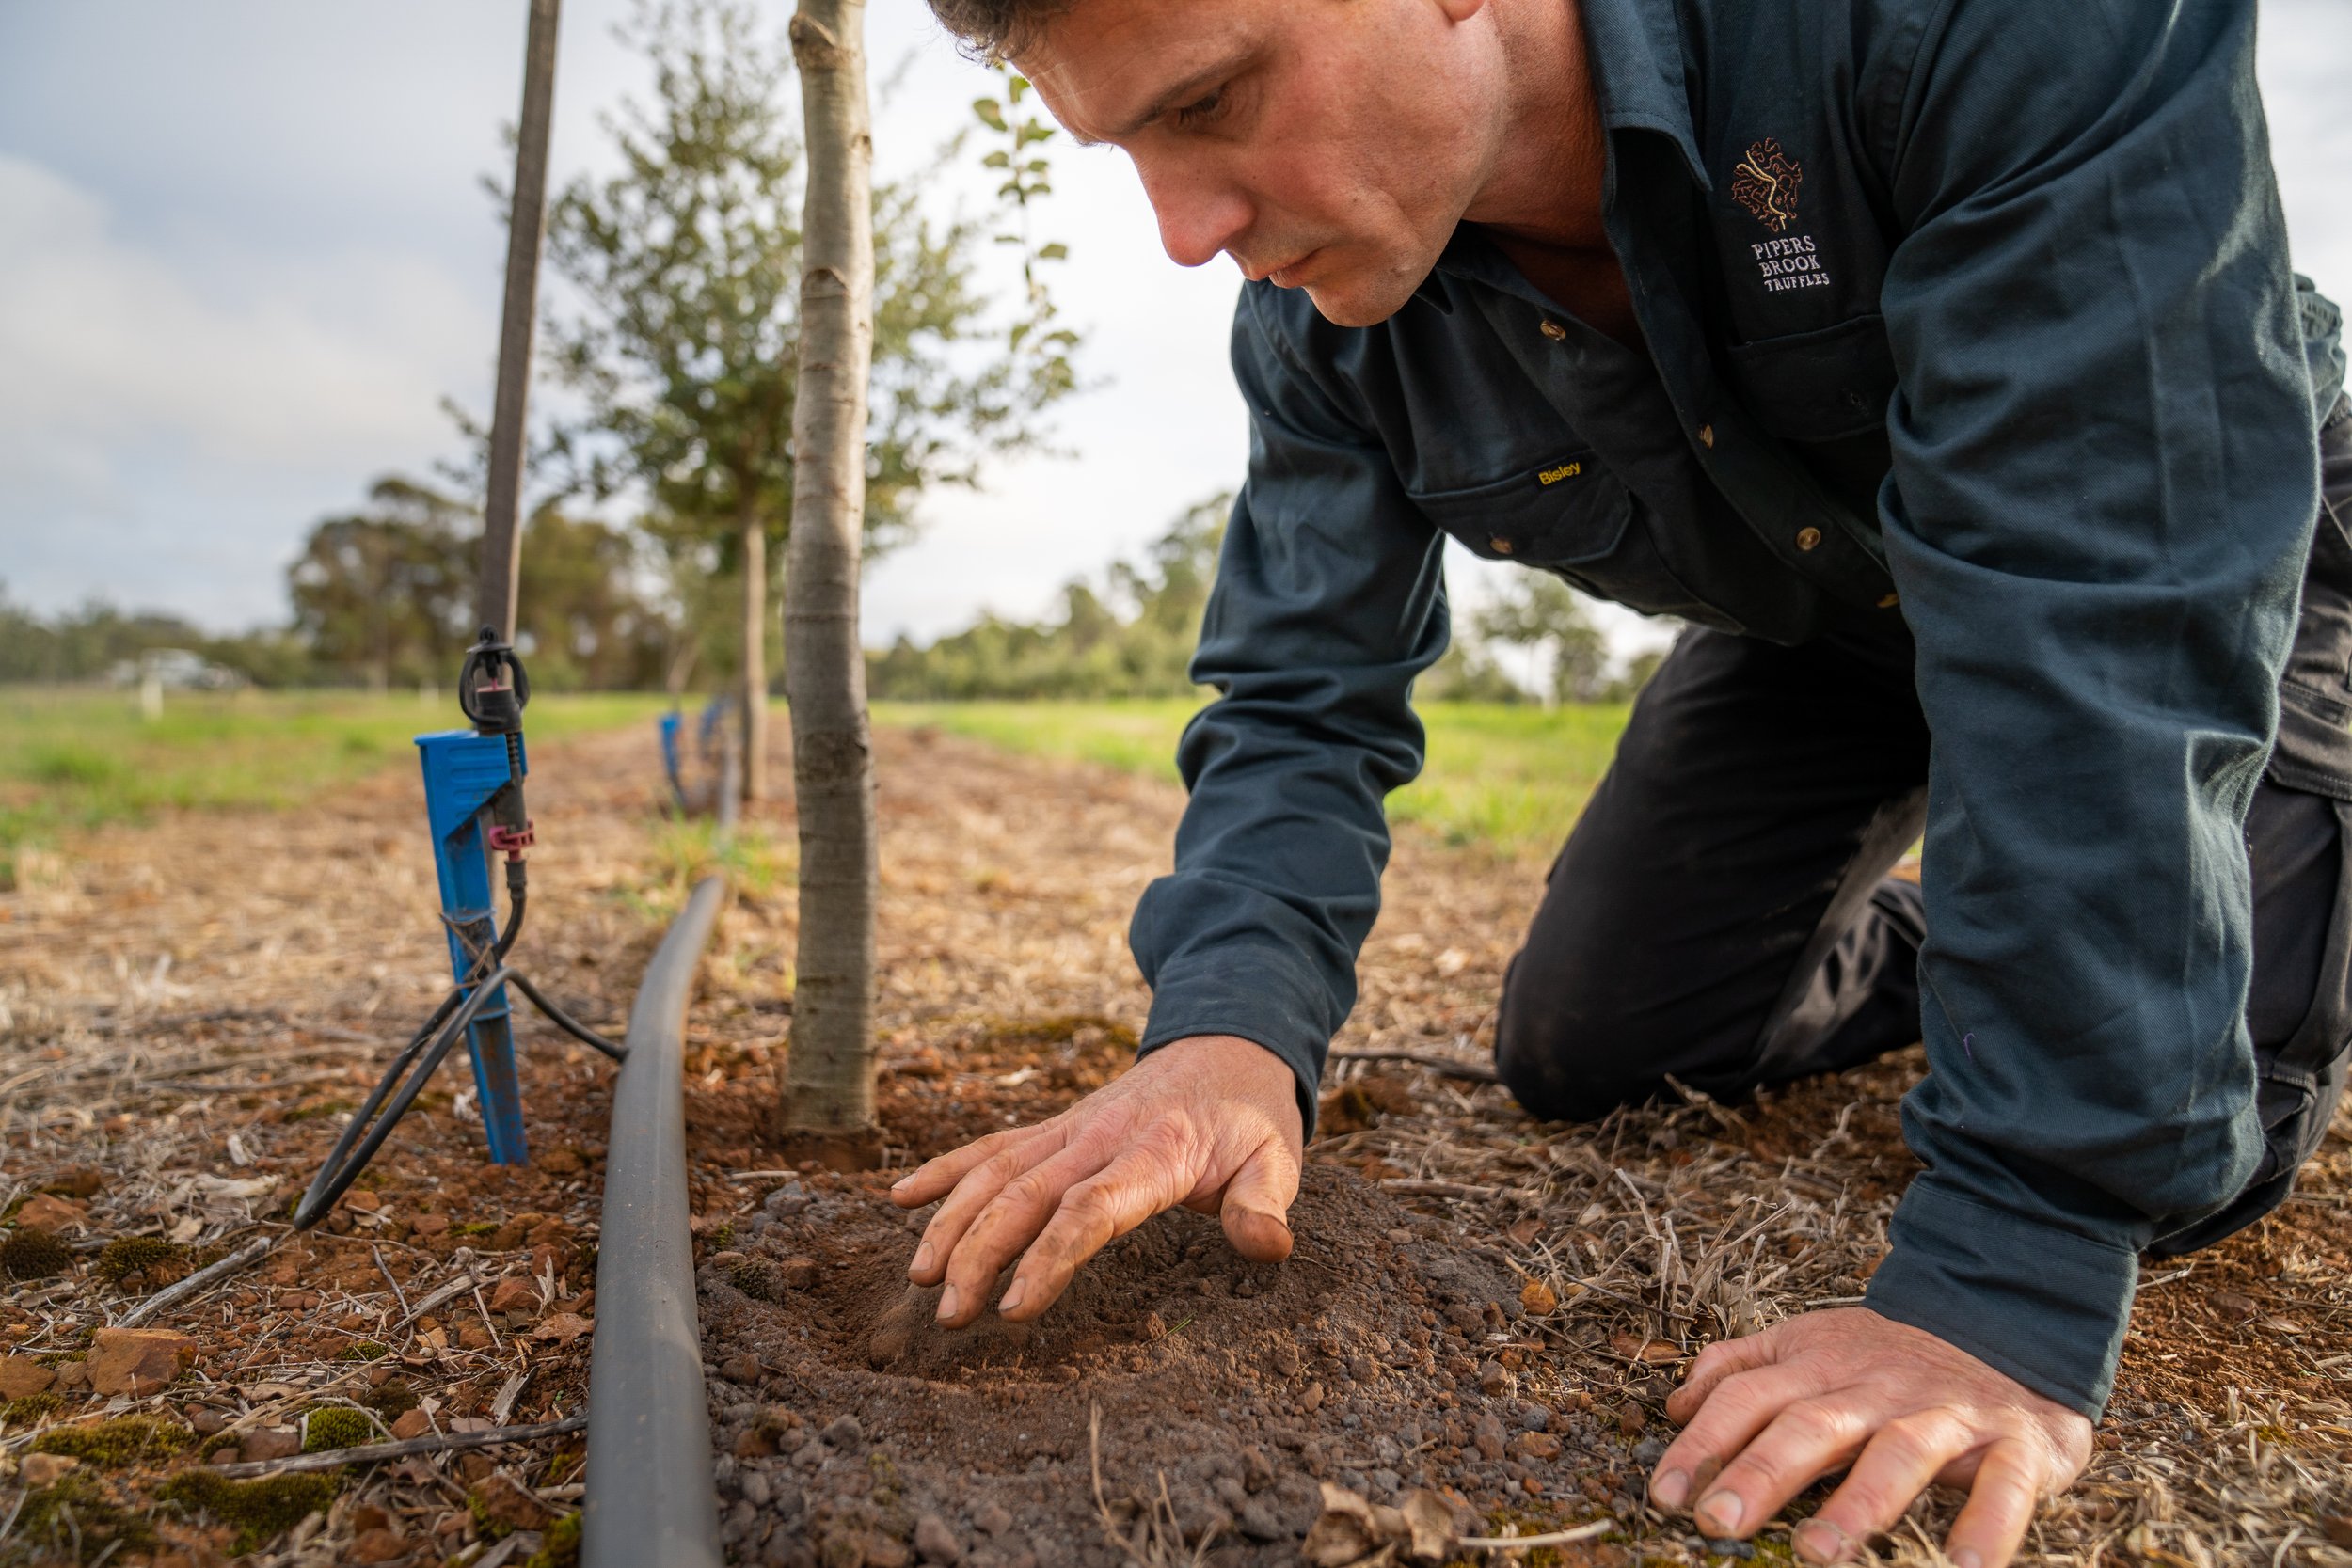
left=3, top=721, right=2347, bottom=1567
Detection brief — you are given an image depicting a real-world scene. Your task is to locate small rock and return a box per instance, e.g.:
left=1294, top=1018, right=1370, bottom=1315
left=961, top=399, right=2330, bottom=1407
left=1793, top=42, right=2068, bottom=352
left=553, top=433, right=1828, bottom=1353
left=458, top=1323, right=496, bottom=1351
left=87, top=1326, right=199, bottom=1396
left=779, top=1257, right=819, bottom=1291
left=14, top=1194, right=88, bottom=1232
left=1472, top=1415, right=1507, bottom=1462
left=741, top=1468, right=773, bottom=1509
left=1518, top=1279, right=1558, bottom=1315
left=821, top=1414, right=863, bottom=1449
left=345, top=1190, right=383, bottom=1212
left=1268, top=1342, right=1301, bottom=1377
left=865, top=1536, right=913, bottom=1568
left=1240, top=1445, right=1276, bottom=1493
left=42, top=1168, right=103, bottom=1199
left=1477, top=1362, right=1515, bottom=1398
left=1509, top=1431, right=1562, bottom=1462
left=1618, top=1403, right=1647, bottom=1439
left=410, top=1213, right=452, bottom=1238
left=19, top=1453, right=80, bottom=1487
left=390, top=1409, right=433, bottom=1440
left=1299, top=1382, right=1326, bottom=1414
left=974, top=1502, right=1014, bottom=1536
left=0, top=1356, right=56, bottom=1400
left=722, top=1353, right=763, bottom=1385
left=540, top=1148, right=585, bottom=1175
left=241, top=1427, right=302, bottom=1463
left=1701, top=1538, right=1755, bottom=1560
left=187, top=1404, right=230, bottom=1437
left=1631, top=1435, right=1668, bottom=1468
left=488, top=1277, right=538, bottom=1313
left=210, top=1447, right=239, bottom=1465
left=1238, top=1497, right=1293, bottom=1542
left=914, top=1513, right=962, bottom=1563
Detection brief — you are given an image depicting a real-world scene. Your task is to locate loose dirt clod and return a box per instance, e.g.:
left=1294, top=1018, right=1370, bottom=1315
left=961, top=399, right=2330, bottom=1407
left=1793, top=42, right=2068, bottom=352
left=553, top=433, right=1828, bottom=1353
left=699, top=1165, right=1618, bottom=1566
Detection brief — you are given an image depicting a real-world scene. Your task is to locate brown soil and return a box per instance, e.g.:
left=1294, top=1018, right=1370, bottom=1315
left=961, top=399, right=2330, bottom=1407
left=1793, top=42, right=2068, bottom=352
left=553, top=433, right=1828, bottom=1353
left=6, top=721, right=2349, bottom=1568
left=696, top=1166, right=1603, bottom=1567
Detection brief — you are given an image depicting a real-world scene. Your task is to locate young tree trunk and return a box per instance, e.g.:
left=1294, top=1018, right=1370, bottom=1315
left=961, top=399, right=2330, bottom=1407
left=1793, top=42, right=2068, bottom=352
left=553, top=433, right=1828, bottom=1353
left=739, top=504, right=769, bottom=802
left=779, top=0, right=879, bottom=1156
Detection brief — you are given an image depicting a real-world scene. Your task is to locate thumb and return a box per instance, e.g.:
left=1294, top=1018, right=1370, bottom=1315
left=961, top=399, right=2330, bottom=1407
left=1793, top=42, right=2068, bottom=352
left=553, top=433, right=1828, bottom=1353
left=1218, top=1140, right=1299, bottom=1264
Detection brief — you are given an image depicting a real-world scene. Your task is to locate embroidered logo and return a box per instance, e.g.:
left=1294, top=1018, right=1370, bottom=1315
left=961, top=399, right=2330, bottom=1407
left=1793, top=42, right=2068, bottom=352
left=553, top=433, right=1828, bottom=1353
left=1731, top=138, right=1802, bottom=233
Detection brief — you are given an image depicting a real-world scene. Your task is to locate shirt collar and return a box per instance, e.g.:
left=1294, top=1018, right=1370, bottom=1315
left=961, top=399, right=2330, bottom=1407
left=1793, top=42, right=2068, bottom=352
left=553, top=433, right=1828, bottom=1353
left=1409, top=0, right=1708, bottom=313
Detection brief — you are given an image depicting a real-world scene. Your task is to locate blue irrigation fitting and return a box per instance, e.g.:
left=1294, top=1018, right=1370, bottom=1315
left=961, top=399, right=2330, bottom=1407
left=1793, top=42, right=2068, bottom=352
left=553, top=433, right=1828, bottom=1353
left=417, top=724, right=532, bottom=1164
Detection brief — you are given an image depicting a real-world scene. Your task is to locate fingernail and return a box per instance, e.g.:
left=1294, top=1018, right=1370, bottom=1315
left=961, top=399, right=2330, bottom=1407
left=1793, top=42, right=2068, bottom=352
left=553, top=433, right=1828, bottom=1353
left=1793, top=1519, right=1848, bottom=1563
left=936, top=1285, right=960, bottom=1321
left=998, top=1278, right=1027, bottom=1314
left=1951, top=1552, right=1982, bottom=1568
left=1697, top=1491, right=1744, bottom=1534
left=891, top=1173, right=913, bottom=1190
left=910, top=1243, right=934, bottom=1276
left=1651, top=1468, right=1691, bottom=1509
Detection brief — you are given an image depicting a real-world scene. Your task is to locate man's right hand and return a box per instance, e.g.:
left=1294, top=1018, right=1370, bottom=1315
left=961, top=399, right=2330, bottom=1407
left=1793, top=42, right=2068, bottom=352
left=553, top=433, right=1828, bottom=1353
left=888, top=1034, right=1305, bottom=1329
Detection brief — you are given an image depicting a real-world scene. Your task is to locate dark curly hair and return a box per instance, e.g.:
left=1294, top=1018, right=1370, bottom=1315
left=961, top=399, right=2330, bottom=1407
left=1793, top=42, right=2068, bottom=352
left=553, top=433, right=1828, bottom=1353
left=926, top=0, right=1075, bottom=59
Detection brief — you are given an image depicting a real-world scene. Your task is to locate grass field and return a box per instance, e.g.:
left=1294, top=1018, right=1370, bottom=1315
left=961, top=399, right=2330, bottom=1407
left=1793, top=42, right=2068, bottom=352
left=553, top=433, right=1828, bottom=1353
left=872, top=697, right=1631, bottom=859
left=0, top=686, right=670, bottom=861
left=0, top=688, right=1629, bottom=870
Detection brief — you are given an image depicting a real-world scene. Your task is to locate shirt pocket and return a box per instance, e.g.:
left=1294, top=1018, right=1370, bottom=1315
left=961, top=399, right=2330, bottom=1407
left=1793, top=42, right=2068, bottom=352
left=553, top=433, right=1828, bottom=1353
left=1408, top=456, right=1742, bottom=629
left=1720, top=312, right=1899, bottom=443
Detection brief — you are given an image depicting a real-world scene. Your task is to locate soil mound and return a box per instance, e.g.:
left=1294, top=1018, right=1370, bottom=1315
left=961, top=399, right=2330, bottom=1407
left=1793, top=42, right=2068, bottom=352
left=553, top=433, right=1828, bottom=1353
left=698, top=1166, right=1636, bottom=1568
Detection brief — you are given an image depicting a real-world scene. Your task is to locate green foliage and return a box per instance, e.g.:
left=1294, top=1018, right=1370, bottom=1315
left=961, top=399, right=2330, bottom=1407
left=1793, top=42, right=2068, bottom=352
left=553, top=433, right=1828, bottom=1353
left=301, top=1406, right=376, bottom=1452
left=973, top=66, right=1079, bottom=403
left=159, top=1470, right=343, bottom=1554
left=0, top=1227, right=73, bottom=1280
left=30, top=1415, right=192, bottom=1466
left=538, top=0, right=1078, bottom=690
left=1471, top=573, right=1664, bottom=704
left=358, top=1378, right=419, bottom=1418
left=287, top=476, right=479, bottom=692
left=13, top=1471, right=155, bottom=1563
left=868, top=496, right=1229, bottom=700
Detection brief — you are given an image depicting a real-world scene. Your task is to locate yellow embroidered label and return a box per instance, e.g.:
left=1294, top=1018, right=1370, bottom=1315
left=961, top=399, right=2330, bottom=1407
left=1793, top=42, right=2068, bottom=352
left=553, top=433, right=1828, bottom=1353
left=1538, top=461, right=1582, bottom=485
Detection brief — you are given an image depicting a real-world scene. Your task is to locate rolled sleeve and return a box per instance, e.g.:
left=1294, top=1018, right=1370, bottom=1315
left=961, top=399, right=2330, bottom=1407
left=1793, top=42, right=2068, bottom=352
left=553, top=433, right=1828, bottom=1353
left=1129, top=292, right=1450, bottom=1135
left=1864, top=0, right=2319, bottom=1414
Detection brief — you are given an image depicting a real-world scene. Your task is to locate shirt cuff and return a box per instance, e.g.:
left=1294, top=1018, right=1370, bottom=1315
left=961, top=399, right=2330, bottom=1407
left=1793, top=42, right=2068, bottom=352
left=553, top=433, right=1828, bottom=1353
left=1864, top=1178, right=2138, bottom=1420
left=1138, top=945, right=1332, bottom=1139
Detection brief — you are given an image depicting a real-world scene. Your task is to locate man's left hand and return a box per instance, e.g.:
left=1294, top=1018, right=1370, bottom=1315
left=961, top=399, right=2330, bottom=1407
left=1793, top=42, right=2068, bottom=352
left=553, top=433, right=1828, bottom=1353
left=1650, top=1307, right=2094, bottom=1567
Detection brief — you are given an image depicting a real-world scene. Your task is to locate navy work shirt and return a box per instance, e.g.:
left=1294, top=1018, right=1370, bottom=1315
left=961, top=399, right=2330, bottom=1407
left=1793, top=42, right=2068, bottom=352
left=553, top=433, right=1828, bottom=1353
left=1126, top=0, right=2347, bottom=1418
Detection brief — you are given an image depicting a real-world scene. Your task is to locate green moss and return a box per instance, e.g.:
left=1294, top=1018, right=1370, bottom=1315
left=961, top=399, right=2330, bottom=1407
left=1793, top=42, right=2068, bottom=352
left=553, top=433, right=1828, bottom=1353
left=282, top=1097, right=356, bottom=1122
left=358, top=1378, right=419, bottom=1418
left=455, top=1219, right=501, bottom=1237
left=302, top=1405, right=377, bottom=1451
left=525, top=1512, right=583, bottom=1568
left=1, top=1225, right=75, bottom=1280
left=4, top=1390, right=65, bottom=1424
left=337, top=1338, right=392, bottom=1361
left=30, top=1414, right=193, bottom=1466
left=705, top=1222, right=736, bottom=1250
left=90, top=1234, right=190, bottom=1287
left=13, top=1471, right=156, bottom=1563
left=160, top=1470, right=344, bottom=1553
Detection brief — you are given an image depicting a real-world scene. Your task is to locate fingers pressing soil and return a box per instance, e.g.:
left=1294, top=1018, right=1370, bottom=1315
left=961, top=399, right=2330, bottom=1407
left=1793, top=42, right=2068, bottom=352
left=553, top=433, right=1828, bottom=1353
left=697, top=1165, right=1634, bottom=1568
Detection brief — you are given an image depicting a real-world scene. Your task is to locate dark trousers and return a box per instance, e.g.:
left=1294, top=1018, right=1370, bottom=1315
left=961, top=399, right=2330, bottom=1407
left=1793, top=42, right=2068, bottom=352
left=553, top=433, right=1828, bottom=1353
left=1496, top=403, right=2352, bottom=1254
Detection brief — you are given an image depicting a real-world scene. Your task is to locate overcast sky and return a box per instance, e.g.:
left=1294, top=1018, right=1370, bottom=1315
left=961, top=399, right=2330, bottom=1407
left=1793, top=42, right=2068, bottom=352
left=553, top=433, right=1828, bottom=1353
left=2, top=0, right=2348, bottom=653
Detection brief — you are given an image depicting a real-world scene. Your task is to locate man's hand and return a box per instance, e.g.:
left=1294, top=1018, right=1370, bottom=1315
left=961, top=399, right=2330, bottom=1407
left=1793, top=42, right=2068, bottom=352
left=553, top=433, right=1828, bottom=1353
left=888, top=1034, right=1303, bottom=1329
left=1650, top=1308, right=2093, bottom=1567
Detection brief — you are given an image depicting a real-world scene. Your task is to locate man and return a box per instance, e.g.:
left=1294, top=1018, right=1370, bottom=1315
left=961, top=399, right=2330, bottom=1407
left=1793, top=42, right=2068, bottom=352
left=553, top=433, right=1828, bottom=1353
left=888, top=0, right=2352, bottom=1561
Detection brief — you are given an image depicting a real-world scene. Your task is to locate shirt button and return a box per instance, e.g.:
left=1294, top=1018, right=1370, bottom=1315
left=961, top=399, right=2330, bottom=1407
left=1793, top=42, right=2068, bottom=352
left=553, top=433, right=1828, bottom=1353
left=1795, top=527, right=1822, bottom=551
left=1697, top=424, right=1715, bottom=448
left=1538, top=320, right=1566, bottom=341
left=1489, top=537, right=1516, bottom=555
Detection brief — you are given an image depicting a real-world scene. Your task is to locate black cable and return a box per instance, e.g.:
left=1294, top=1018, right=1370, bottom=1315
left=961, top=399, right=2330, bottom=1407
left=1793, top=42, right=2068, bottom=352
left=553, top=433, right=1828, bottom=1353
left=294, top=859, right=626, bottom=1231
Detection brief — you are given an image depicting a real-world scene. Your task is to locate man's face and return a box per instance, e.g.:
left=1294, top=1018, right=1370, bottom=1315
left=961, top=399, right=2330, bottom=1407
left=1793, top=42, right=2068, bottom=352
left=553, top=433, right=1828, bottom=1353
left=1015, top=0, right=1508, bottom=328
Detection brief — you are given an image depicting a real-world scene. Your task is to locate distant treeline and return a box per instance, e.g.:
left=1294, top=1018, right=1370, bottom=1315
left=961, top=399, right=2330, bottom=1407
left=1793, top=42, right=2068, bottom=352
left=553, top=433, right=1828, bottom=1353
left=6, top=482, right=1658, bottom=705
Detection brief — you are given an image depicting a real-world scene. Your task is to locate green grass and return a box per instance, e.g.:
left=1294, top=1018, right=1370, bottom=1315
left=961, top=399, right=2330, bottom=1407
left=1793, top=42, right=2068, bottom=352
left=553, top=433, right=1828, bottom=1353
left=872, top=698, right=1632, bottom=859
left=0, top=687, right=671, bottom=865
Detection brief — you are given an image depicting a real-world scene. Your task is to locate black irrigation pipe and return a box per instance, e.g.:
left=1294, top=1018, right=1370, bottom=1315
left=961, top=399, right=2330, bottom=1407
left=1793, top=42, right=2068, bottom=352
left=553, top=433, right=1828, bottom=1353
left=581, top=868, right=731, bottom=1568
